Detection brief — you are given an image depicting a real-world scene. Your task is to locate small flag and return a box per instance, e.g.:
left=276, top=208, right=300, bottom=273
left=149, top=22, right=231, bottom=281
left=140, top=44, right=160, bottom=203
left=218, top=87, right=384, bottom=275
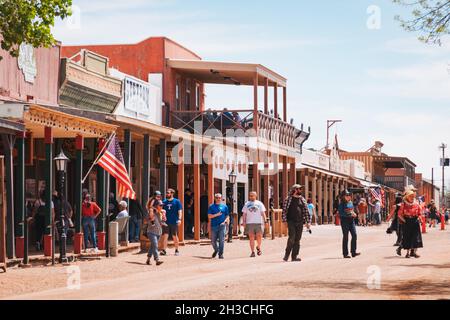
left=97, top=136, right=136, bottom=200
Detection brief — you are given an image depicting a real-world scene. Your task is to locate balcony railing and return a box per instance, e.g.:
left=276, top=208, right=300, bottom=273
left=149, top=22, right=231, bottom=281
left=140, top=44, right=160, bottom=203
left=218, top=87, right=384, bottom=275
left=374, top=175, right=417, bottom=192
left=170, top=109, right=300, bottom=148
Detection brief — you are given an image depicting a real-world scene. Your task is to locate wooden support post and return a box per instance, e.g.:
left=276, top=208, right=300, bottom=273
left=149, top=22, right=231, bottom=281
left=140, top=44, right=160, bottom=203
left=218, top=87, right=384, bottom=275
left=74, top=135, right=84, bottom=254
left=159, top=139, right=167, bottom=193
left=274, top=83, right=278, bottom=119
left=14, top=132, right=25, bottom=258
left=177, top=141, right=185, bottom=243
left=324, top=177, right=329, bottom=224
left=282, top=156, right=289, bottom=201
left=283, top=87, right=287, bottom=122
left=318, top=175, right=323, bottom=225
left=43, top=127, right=53, bottom=257
left=142, top=134, right=151, bottom=207
left=312, top=171, right=317, bottom=224
left=193, top=144, right=201, bottom=241
left=264, top=77, right=269, bottom=115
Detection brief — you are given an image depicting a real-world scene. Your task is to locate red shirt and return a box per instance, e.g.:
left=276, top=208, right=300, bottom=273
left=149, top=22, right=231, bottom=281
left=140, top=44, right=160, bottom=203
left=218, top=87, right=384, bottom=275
left=398, top=201, right=421, bottom=219
left=82, top=201, right=101, bottom=217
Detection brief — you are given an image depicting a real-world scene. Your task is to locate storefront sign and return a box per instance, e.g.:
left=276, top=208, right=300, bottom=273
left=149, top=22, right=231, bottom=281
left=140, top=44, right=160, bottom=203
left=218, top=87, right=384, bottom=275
left=124, top=77, right=150, bottom=116
left=18, top=43, right=37, bottom=84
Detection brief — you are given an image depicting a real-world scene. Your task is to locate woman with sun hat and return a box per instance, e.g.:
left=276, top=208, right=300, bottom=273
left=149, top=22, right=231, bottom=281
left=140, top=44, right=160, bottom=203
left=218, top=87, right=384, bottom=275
left=398, top=185, right=423, bottom=258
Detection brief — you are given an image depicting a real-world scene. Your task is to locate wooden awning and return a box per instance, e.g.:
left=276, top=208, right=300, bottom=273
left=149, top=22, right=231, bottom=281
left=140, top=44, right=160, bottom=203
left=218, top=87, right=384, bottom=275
left=167, top=59, right=287, bottom=87
left=23, top=105, right=117, bottom=138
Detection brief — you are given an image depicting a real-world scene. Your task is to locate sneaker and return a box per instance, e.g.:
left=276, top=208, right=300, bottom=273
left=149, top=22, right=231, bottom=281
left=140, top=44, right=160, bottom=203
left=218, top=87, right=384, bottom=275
left=219, top=256, right=224, bottom=259
left=283, top=255, right=289, bottom=262
left=256, top=247, right=262, bottom=256
left=351, top=253, right=361, bottom=258
left=396, top=247, right=402, bottom=256
left=343, top=255, right=351, bottom=259
left=250, top=252, right=256, bottom=258
left=146, top=258, right=151, bottom=265
left=292, top=257, right=302, bottom=262
left=212, top=251, right=218, bottom=258
left=93, top=247, right=99, bottom=254
left=156, top=260, right=164, bottom=266
left=160, top=250, right=167, bottom=256
left=175, top=250, right=180, bottom=256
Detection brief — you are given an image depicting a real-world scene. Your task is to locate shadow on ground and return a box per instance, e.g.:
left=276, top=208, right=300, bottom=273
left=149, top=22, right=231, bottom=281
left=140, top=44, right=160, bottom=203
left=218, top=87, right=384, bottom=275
left=278, top=278, right=450, bottom=298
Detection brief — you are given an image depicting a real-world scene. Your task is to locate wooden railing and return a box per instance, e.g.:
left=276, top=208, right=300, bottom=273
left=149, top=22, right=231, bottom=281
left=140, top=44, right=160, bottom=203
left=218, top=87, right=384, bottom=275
left=170, top=109, right=299, bottom=148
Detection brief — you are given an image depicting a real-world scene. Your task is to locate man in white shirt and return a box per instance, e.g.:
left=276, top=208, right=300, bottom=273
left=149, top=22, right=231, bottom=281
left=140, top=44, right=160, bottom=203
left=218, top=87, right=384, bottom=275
left=242, top=191, right=267, bottom=258
left=116, top=201, right=129, bottom=219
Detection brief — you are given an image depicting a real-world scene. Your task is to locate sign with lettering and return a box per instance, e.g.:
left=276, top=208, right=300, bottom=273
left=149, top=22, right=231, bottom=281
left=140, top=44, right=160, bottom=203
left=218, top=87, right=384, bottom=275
left=17, top=43, right=37, bottom=83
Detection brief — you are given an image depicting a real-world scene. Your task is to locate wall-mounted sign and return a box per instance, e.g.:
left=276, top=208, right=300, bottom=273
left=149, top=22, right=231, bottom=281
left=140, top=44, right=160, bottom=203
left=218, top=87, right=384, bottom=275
left=124, top=77, right=150, bottom=116
left=18, top=43, right=37, bottom=84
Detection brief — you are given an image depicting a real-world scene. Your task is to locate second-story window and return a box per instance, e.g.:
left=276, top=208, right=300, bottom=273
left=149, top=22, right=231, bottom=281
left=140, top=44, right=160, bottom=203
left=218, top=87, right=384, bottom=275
left=195, top=83, right=200, bottom=110
left=185, top=79, right=191, bottom=110
left=176, top=78, right=181, bottom=110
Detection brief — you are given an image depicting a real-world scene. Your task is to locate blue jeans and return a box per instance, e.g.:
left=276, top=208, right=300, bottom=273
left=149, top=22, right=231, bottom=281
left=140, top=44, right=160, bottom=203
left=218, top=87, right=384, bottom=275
left=211, top=224, right=226, bottom=257
left=129, top=215, right=141, bottom=242
left=147, top=233, right=160, bottom=261
left=373, top=213, right=381, bottom=225
left=82, top=216, right=97, bottom=249
left=341, top=217, right=357, bottom=257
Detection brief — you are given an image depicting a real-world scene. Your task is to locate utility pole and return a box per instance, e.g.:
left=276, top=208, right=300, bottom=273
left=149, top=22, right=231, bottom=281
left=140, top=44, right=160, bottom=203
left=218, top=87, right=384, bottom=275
left=326, top=120, right=342, bottom=150
left=439, top=143, right=448, bottom=209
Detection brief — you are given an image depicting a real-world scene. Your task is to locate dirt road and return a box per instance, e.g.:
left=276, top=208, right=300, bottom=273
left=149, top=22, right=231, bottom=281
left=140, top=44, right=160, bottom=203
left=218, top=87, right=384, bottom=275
left=2, top=224, right=450, bottom=300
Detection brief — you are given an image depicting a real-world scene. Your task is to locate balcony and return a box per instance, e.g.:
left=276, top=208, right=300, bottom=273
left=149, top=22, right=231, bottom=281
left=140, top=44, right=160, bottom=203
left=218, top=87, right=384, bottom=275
left=170, top=109, right=306, bottom=149
left=374, top=175, right=417, bottom=192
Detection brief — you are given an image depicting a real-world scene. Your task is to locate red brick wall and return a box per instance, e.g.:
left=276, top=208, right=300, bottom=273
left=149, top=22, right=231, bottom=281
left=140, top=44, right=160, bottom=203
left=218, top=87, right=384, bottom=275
left=62, top=37, right=205, bottom=119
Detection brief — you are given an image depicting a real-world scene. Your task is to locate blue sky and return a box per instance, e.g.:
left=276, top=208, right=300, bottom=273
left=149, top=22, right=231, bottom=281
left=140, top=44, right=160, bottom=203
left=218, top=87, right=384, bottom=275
left=53, top=0, right=450, bottom=183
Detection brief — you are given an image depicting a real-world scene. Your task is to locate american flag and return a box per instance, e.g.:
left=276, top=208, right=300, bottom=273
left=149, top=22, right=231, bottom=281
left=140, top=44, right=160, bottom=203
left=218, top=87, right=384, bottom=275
left=370, top=187, right=383, bottom=207
left=97, top=136, right=136, bottom=200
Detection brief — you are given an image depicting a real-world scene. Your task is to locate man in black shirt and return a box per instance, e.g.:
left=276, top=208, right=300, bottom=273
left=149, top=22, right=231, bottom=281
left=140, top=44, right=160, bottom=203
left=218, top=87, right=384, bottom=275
left=282, top=184, right=311, bottom=262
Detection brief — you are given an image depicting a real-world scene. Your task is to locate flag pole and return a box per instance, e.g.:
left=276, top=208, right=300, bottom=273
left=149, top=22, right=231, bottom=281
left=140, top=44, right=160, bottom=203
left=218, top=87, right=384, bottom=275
left=82, top=133, right=116, bottom=184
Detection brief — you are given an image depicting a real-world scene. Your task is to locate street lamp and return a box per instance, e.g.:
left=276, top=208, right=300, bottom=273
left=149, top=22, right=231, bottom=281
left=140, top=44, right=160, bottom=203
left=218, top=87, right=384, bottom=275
left=54, top=149, right=70, bottom=264
left=229, top=170, right=237, bottom=185
left=228, top=170, right=238, bottom=238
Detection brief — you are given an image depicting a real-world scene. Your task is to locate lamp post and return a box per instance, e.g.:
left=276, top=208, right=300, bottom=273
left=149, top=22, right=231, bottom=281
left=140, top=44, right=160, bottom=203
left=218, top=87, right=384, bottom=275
left=54, top=150, right=70, bottom=264
left=229, top=170, right=237, bottom=236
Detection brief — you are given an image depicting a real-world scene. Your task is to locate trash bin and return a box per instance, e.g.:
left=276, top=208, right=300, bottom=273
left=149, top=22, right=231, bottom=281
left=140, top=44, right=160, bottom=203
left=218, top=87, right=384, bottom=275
left=109, top=221, right=119, bottom=257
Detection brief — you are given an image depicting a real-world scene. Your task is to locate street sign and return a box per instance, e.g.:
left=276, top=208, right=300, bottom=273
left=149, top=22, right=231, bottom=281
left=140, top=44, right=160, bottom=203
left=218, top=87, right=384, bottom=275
left=440, top=158, right=450, bottom=167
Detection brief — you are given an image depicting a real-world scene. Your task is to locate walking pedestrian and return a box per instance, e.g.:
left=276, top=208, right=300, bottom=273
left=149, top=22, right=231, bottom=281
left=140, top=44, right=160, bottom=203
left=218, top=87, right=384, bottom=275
left=162, top=189, right=183, bottom=256
left=386, top=194, right=404, bottom=256
left=145, top=199, right=164, bottom=266
left=307, top=199, right=317, bottom=225
left=243, top=191, right=267, bottom=258
left=339, top=190, right=360, bottom=259
left=357, top=198, right=368, bottom=227
left=398, top=185, right=423, bottom=259
left=427, top=200, right=438, bottom=228
left=370, top=198, right=382, bottom=225
left=282, top=185, right=311, bottom=262
left=208, top=193, right=230, bottom=259
left=81, top=194, right=101, bottom=253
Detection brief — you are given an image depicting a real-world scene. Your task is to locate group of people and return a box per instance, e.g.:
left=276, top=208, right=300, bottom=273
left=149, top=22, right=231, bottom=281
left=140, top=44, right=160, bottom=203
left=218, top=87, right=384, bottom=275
left=29, top=181, right=443, bottom=265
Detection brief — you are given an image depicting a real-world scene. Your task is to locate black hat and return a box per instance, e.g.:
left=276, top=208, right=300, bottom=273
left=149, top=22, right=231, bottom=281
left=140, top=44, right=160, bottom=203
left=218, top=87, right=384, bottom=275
left=341, top=190, right=352, bottom=197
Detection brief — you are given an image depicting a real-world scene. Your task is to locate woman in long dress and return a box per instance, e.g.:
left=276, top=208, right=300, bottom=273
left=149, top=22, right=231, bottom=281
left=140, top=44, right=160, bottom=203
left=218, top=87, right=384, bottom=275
left=398, top=185, right=423, bottom=258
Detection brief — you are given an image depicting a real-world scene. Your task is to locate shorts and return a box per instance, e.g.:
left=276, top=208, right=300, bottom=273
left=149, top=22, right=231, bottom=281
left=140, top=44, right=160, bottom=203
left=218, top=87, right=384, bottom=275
left=164, top=224, right=178, bottom=238
left=245, top=223, right=263, bottom=235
